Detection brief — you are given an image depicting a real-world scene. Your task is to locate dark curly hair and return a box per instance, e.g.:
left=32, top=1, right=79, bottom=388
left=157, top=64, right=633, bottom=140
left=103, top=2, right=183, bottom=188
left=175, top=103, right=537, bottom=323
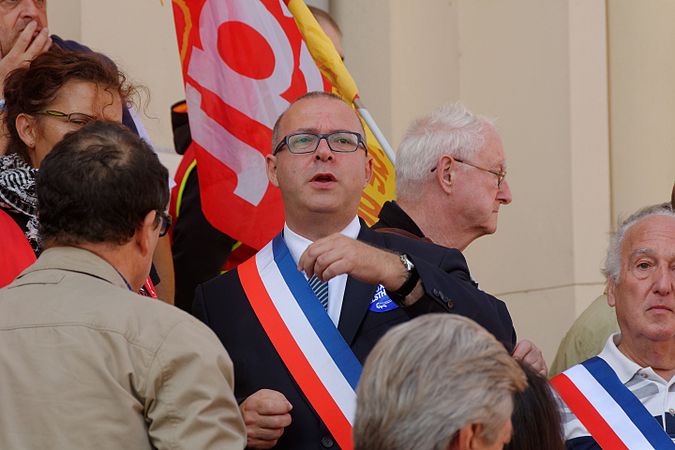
left=504, top=362, right=566, bottom=450
left=3, top=46, right=136, bottom=164
left=36, top=121, right=169, bottom=246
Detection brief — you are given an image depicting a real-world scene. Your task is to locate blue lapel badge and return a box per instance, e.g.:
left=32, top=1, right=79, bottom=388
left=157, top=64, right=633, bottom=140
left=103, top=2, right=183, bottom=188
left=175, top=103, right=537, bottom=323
left=369, top=284, right=399, bottom=312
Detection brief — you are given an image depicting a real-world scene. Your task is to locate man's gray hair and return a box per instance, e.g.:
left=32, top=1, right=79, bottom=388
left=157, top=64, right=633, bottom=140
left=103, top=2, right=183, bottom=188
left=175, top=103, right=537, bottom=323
left=353, top=314, right=526, bottom=450
left=395, top=102, right=495, bottom=199
left=603, top=202, right=675, bottom=283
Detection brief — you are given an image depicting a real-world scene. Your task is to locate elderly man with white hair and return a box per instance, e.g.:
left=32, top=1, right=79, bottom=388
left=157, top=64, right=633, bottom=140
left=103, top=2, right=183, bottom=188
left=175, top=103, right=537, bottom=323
left=552, top=202, right=675, bottom=449
left=373, top=102, right=546, bottom=374
left=353, top=314, right=526, bottom=450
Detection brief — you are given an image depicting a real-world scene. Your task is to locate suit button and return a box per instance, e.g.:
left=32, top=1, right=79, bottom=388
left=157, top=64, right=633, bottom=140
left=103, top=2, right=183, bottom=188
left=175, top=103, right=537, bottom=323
left=321, top=436, right=334, bottom=448
left=446, top=300, right=454, bottom=309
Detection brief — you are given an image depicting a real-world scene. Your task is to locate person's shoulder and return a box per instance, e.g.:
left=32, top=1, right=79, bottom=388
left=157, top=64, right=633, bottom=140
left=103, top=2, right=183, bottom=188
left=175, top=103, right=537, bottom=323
left=1, top=267, right=210, bottom=349
left=193, top=268, right=245, bottom=310
left=50, top=35, right=92, bottom=52
left=362, top=225, right=464, bottom=260
left=199, top=267, right=241, bottom=293
left=112, top=287, right=222, bottom=348
left=51, top=35, right=120, bottom=71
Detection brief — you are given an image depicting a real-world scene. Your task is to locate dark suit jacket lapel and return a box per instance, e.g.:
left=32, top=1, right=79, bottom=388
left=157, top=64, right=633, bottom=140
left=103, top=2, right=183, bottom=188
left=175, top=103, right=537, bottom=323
left=337, top=225, right=382, bottom=345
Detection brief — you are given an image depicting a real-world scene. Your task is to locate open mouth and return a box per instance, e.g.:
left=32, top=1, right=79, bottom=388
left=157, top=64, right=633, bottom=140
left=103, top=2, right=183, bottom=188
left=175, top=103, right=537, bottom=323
left=310, top=173, right=337, bottom=183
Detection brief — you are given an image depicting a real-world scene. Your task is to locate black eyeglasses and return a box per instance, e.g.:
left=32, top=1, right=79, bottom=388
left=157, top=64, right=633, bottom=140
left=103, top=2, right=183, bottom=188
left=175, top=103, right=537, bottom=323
left=432, top=157, right=507, bottom=188
left=35, top=110, right=96, bottom=128
left=273, top=131, right=366, bottom=155
left=157, top=211, right=171, bottom=237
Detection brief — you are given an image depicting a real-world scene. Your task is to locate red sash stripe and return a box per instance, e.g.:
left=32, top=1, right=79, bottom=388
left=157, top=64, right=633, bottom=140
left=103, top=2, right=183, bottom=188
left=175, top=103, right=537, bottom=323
left=238, top=257, right=354, bottom=449
left=551, top=373, right=629, bottom=450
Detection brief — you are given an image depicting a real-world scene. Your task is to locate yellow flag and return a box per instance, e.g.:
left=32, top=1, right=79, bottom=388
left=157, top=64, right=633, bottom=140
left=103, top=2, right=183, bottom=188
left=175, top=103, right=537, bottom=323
left=287, top=0, right=396, bottom=225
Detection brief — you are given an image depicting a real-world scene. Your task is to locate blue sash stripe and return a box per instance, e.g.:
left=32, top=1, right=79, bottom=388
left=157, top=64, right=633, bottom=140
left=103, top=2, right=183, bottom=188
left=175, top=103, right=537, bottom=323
left=582, top=356, right=675, bottom=448
left=272, top=235, right=363, bottom=390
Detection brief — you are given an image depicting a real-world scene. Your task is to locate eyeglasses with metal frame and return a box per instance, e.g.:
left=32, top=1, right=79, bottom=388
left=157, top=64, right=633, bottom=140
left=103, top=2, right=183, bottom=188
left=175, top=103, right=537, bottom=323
left=34, top=110, right=96, bottom=128
left=432, top=157, right=507, bottom=189
left=273, top=131, right=366, bottom=155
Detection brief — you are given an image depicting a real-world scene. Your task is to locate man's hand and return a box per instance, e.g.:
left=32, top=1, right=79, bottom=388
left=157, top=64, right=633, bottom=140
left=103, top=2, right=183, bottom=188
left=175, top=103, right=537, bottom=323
left=298, top=233, right=409, bottom=292
left=0, top=21, right=51, bottom=92
left=512, top=339, right=548, bottom=376
left=240, top=389, right=293, bottom=449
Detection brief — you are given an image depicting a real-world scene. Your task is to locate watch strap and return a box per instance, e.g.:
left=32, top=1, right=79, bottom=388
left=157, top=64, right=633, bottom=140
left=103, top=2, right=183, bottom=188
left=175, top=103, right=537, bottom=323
left=387, top=254, right=420, bottom=304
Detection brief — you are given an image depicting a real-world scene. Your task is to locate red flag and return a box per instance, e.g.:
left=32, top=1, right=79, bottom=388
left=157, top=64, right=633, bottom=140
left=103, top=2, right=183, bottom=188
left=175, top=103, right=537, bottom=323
left=171, top=0, right=328, bottom=249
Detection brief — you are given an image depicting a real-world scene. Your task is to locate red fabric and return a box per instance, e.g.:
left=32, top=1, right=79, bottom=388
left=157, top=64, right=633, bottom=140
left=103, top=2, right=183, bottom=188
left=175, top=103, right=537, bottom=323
left=0, top=209, right=36, bottom=287
left=171, top=0, right=328, bottom=250
left=222, top=243, right=256, bottom=272
left=551, top=373, right=629, bottom=450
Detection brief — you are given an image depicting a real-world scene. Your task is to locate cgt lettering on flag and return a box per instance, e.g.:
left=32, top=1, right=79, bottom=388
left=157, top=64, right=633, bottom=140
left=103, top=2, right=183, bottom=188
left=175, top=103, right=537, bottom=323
left=186, top=0, right=323, bottom=207
left=172, top=0, right=328, bottom=249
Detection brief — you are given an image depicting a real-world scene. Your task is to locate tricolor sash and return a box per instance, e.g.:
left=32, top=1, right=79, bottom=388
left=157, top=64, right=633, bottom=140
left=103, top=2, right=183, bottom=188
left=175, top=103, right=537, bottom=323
left=552, top=356, right=675, bottom=449
left=238, top=234, right=362, bottom=450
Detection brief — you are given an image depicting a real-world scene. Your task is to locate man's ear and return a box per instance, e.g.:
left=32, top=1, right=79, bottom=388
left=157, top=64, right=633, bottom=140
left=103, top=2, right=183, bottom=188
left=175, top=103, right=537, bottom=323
left=436, top=155, right=455, bottom=194
left=607, top=278, right=617, bottom=308
left=363, top=154, right=373, bottom=188
left=16, top=113, right=37, bottom=149
left=135, top=210, right=158, bottom=258
left=453, top=423, right=491, bottom=450
left=450, top=423, right=477, bottom=450
left=266, top=154, right=280, bottom=187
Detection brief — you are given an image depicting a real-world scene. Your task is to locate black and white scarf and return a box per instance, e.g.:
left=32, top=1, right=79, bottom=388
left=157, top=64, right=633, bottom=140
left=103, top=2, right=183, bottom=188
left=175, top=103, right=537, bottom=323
left=0, top=154, right=40, bottom=254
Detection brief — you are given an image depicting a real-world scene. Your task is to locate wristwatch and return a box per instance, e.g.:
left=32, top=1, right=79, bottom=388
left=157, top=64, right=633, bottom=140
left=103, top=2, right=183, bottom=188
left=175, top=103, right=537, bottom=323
left=387, top=253, right=420, bottom=305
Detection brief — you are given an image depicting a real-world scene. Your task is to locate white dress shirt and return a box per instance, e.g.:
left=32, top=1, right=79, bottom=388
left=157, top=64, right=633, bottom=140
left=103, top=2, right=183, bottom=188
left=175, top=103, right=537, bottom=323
left=283, top=217, right=361, bottom=326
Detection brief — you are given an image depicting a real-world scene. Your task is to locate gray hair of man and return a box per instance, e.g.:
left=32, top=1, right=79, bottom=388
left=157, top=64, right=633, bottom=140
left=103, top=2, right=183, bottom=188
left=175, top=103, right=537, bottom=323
left=603, top=202, right=675, bottom=283
left=353, top=314, right=526, bottom=450
left=395, top=102, right=496, bottom=200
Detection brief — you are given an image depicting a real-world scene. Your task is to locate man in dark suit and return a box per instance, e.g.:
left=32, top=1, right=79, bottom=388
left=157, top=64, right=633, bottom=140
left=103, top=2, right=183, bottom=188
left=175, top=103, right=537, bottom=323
left=193, top=92, right=517, bottom=450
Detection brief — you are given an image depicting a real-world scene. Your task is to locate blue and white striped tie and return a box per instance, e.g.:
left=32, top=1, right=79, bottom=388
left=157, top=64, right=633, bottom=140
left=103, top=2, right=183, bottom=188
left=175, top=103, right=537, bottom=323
left=308, top=275, right=329, bottom=310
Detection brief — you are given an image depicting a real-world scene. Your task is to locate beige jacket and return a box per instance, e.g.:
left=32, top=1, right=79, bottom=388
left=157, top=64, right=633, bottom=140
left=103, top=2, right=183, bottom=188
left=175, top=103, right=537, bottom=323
left=0, top=246, right=246, bottom=449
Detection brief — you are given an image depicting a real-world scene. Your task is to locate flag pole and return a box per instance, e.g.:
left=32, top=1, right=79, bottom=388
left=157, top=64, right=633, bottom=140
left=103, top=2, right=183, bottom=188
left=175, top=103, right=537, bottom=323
left=353, top=98, right=396, bottom=164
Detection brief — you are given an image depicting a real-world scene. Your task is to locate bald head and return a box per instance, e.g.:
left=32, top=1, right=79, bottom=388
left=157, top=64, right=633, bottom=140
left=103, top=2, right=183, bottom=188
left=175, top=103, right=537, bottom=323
left=271, top=91, right=365, bottom=152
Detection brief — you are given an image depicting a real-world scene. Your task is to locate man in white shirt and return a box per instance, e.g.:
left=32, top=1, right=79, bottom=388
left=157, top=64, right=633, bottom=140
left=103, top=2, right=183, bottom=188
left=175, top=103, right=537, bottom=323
left=553, top=202, right=675, bottom=449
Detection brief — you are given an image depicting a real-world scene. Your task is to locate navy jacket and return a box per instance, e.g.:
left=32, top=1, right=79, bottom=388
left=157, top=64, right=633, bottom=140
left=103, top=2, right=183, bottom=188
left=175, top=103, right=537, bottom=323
left=193, top=224, right=515, bottom=450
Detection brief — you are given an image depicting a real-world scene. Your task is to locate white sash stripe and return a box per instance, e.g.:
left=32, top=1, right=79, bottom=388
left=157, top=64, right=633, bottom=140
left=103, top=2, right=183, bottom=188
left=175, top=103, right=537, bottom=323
left=565, top=364, right=655, bottom=449
left=255, top=244, right=358, bottom=423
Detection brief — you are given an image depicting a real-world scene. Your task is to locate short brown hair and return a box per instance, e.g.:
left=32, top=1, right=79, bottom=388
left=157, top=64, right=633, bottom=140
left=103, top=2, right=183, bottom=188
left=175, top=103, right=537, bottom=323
left=37, top=121, right=169, bottom=246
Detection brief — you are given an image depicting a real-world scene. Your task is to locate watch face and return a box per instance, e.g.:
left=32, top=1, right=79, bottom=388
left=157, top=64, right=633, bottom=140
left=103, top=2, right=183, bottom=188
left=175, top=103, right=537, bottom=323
left=400, top=254, right=414, bottom=271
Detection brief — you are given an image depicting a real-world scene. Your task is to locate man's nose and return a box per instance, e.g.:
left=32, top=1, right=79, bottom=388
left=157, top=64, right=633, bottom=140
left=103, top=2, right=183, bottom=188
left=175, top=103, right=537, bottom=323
left=652, top=264, right=674, bottom=296
left=498, top=179, right=513, bottom=205
left=314, top=137, right=333, bottom=161
left=22, top=0, right=44, bottom=18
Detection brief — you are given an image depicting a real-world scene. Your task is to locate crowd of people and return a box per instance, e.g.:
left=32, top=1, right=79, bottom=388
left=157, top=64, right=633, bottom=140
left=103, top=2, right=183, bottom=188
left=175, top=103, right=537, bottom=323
left=0, top=1, right=674, bottom=450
